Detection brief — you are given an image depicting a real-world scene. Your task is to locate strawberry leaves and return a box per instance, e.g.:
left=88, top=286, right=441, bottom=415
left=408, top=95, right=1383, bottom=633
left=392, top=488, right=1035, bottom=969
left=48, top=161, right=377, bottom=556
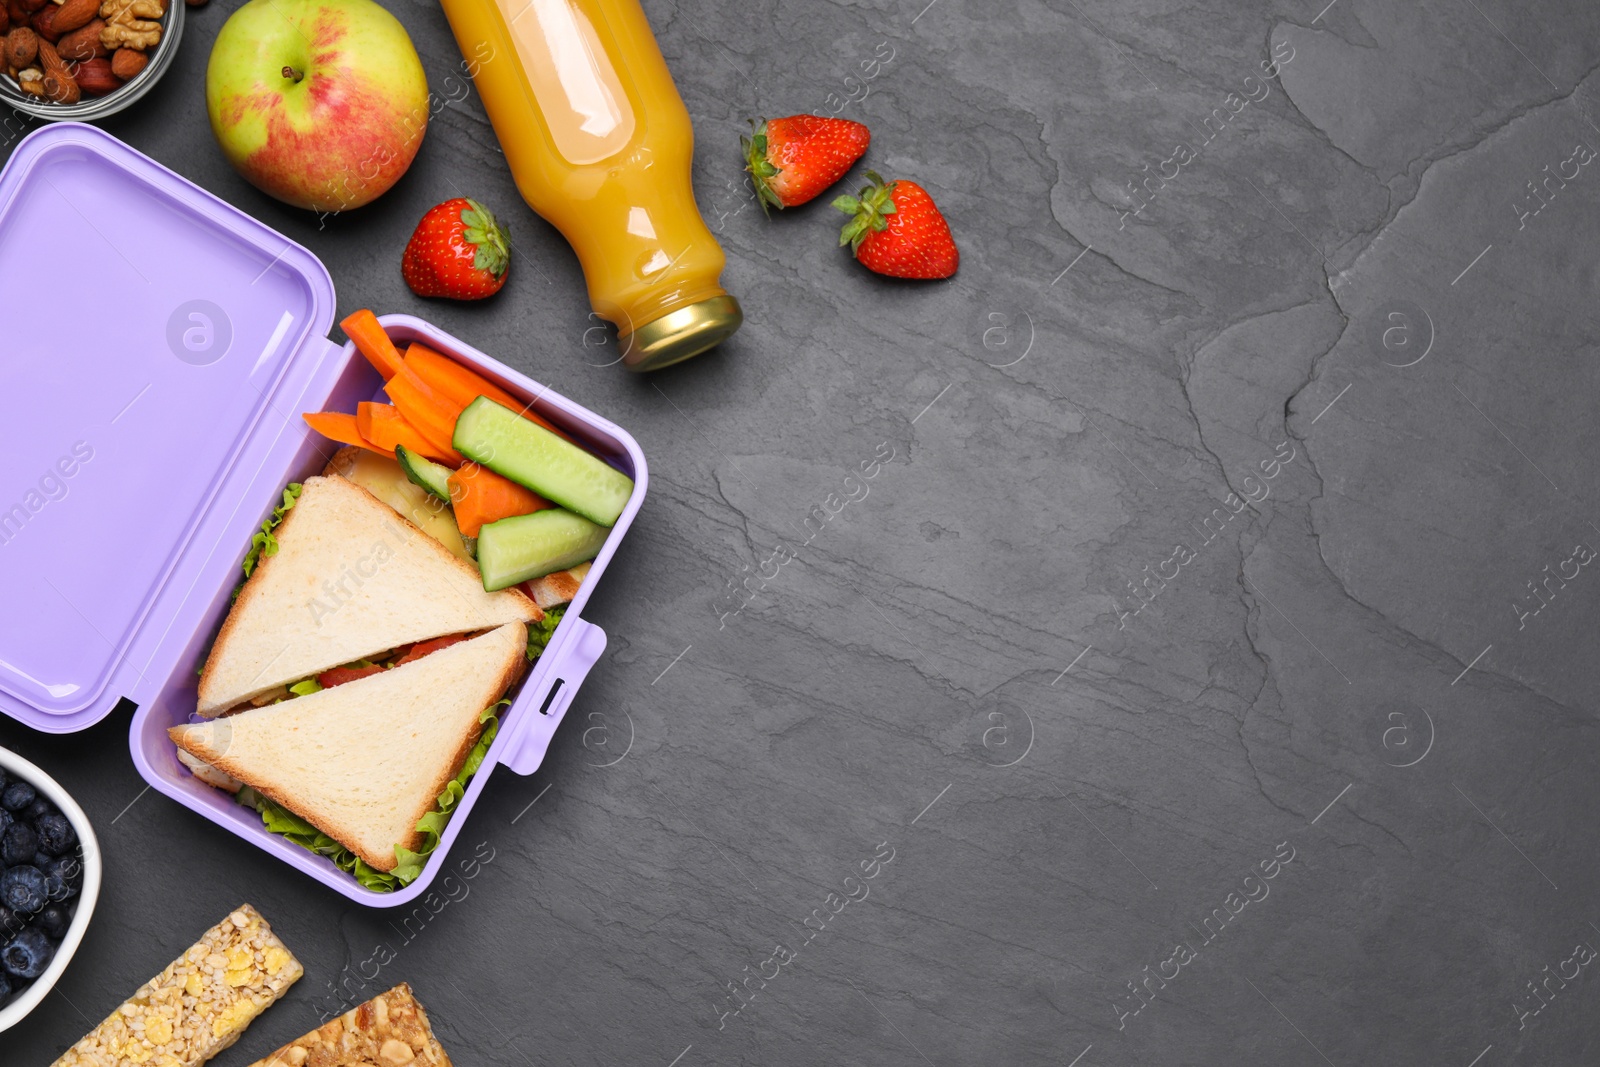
left=742, top=121, right=785, bottom=215
left=832, top=171, right=899, bottom=252
left=459, top=199, right=509, bottom=278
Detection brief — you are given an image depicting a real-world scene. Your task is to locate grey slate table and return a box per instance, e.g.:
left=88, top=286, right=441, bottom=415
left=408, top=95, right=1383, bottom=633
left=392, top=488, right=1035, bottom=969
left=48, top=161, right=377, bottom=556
left=4, top=0, right=1600, bottom=1063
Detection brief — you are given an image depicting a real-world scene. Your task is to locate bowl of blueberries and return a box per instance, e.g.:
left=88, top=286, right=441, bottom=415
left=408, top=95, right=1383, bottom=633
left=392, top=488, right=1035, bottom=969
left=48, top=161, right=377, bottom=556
left=0, top=746, right=100, bottom=1033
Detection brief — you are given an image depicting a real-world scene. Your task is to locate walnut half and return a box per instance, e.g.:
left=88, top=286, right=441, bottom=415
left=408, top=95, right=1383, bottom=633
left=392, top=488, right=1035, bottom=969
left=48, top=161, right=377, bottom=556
left=99, top=0, right=163, bottom=20
left=98, top=0, right=161, bottom=50
left=100, top=18, right=158, bottom=49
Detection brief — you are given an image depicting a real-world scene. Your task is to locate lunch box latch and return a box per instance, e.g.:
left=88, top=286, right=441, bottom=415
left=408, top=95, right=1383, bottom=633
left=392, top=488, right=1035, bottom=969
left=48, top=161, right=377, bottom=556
left=501, top=617, right=607, bottom=775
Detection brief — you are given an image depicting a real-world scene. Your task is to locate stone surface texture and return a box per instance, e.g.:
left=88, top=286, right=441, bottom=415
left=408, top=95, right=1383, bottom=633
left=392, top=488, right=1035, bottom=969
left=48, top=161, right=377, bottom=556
left=4, top=0, right=1600, bottom=1064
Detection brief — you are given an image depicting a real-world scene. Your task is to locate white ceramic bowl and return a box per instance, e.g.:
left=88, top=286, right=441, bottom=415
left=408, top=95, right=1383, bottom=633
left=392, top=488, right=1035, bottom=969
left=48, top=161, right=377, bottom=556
left=0, top=745, right=102, bottom=1034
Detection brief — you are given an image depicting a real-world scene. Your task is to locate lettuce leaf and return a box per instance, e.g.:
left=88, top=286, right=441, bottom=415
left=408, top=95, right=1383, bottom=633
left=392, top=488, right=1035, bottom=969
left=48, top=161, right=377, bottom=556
left=236, top=786, right=400, bottom=892
left=237, top=703, right=504, bottom=893
left=392, top=703, right=502, bottom=883
left=242, top=483, right=303, bottom=579
left=527, top=605, right=565, bottom=661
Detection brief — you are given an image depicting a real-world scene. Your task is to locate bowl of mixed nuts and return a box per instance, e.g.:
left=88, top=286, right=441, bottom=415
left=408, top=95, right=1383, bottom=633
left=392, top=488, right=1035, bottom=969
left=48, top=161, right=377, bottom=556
left=0, top=0, right=183, bottom=120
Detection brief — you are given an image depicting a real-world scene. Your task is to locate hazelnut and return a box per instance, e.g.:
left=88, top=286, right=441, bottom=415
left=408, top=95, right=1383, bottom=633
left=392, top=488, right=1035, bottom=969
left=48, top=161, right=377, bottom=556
left=7, top=24, right=38, bottom=66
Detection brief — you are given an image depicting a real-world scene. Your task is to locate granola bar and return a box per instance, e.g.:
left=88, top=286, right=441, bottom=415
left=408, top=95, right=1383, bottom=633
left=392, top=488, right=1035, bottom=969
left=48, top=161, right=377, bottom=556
left=247, top=983, right=452, bottom=1067
left=51, top=904, right=302, bottom=1067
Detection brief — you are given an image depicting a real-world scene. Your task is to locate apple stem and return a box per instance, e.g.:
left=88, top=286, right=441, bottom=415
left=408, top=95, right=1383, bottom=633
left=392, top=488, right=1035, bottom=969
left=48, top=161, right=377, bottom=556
left=281, top=65, right=303, bottom=83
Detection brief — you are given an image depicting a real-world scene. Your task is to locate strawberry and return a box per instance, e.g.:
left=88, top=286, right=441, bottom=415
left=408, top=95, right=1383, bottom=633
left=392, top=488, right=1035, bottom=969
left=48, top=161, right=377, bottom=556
left=833, top=172, right=958, bottom=279
left=401, top=197, right=511, bottom=300
left=743, top=115, right=870, bottom=211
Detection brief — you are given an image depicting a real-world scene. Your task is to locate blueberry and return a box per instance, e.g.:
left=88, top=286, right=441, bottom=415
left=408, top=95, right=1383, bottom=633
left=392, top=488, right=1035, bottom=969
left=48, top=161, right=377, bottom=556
left=2, top=927, right=53, bottom=979
left=0, top=808, right=11, bottom=840
left=1, top=822, right=37, bottom=866
left=34, top=904, right=69, bottom=940
left=0, top=970, right=11, bottom=1007
left=1, top=782, right=35, bottom=813
left=33, top=813, right=74, bottom=856
left=0, top=906, right=22, bottom=938
left=22, top=797, right=51, bottom=823
left=36, top=868, right=63, bottom=903
left=40, top=855, right=81, bottom=902
left=0, top=867, right=47, bottom=915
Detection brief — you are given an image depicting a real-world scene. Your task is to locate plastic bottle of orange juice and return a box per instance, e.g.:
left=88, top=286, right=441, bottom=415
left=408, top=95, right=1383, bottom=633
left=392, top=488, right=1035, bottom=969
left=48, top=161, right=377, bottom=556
left=437, top=0, right=742, bottom=372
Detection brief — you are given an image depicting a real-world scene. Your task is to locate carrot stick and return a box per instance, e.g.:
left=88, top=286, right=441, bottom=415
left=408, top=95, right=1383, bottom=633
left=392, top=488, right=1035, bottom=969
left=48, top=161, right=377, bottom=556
left=404, top=343, right=576, bottom=443
left=354, top=401, right=381, bottom=444
left=340, top=309, right=405, bottom=379
left=383, top=368, right=465, bottom=463
left=302, top=411, right=395, bottom=459
left=356, top=403, right=459, bottom=464
left=404, top=344, right=521, bottom=409
left=447, top=462, right=551, bottom=537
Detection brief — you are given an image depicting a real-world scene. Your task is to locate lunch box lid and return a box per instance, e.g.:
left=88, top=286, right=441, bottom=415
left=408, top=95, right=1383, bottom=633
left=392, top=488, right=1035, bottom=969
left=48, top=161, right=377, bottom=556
left=0, top=124, right=343, bottom=733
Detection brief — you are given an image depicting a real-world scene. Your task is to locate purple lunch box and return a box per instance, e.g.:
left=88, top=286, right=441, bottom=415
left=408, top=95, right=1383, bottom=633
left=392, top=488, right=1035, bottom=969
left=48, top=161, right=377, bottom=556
left=0, top=124, right=645, bottom=906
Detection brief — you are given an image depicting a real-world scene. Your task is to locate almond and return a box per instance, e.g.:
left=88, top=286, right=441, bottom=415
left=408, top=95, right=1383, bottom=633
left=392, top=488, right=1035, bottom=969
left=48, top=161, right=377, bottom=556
left=108, top=42, right=140, bottom=77
left=30, top=3, right=59, bottom=41
left=6, top=0, right=27, bottom=24
left=20, top=0, right=46, bottom=13
left=70, top=52, right=113, bottom=92
left=42, top=70, right=76, bottom=101
left=50, top=0, right=95, bottom=33
left=36, top=38, right=75, bottom=101
left=55, top=14, right=101, bottom=57
left=0, top=8, right=10, bottom=34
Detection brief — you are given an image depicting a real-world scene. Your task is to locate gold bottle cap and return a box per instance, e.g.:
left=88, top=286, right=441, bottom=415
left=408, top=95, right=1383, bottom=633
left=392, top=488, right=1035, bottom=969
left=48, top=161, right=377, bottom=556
left=620, top=295, right=743, bottom=372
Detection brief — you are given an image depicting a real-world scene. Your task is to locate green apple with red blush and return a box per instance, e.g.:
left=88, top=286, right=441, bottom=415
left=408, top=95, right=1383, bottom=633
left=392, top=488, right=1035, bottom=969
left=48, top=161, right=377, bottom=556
left=205, top=0, right=429, bottom=213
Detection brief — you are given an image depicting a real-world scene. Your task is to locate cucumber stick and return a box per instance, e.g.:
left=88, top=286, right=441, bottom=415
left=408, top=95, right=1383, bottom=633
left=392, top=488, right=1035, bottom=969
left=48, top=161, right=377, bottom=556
left=452, top=397, right=633, bottom=526
left=394, top=445, right=454, bottom=501
left=477, top=509, right=608, bottom=591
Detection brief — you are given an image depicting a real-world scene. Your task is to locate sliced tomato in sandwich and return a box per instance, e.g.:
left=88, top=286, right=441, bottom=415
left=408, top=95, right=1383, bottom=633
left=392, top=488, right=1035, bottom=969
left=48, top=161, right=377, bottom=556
left=394, top=634, right=468, bottom=667
left=315, top=634, right=470, bottom=689
left=317, top=664, right=386, bottom=689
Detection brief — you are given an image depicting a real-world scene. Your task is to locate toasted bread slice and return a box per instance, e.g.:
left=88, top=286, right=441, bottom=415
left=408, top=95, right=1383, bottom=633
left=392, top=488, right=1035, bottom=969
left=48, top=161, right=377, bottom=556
left=176, top=748, right=242, bottom=793
left=322, top=447, right=473, bottom=562
left=197, top=474, right=538, bottom=717
left=173, top=622, right=526, bottom=872
left=527, top=561, right=591, bottom=610
left=246, top=983, right=451, bottom=1067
